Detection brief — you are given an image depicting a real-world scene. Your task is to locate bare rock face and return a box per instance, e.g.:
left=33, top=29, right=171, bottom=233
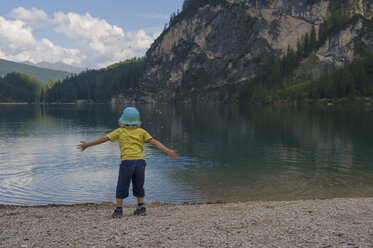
left=138, top=0, right=373, bottom=102
left=294, top=18, right=366, bottom=80
left=294, top=0, right=373, bottom=81
left=317, top=20, right=363, bottom=66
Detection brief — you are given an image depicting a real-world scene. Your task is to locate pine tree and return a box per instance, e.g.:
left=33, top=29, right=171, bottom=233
left=40, top=88, right=44, bottom=103
left=310, top=25, right=317, bottom=49
left=303, top=33, right=310, bottom=56
left=296, top=40, right=303, bottom=59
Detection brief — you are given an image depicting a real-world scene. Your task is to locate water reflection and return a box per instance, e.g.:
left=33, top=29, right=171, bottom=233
left=0, top=104, right=372, bottom=205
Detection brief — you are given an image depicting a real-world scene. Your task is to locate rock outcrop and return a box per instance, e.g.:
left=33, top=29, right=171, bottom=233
left=134, top=0, right=373, bottom=102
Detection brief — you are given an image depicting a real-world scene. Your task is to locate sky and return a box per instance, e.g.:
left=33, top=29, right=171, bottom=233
left=0, top=0, right=184, bottom=69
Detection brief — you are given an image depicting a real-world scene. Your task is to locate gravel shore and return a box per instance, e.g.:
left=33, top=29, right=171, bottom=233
left=1, top=198, right=372, bottom=247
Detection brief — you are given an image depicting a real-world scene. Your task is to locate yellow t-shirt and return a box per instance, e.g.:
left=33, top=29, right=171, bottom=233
left=106, top=127, right=153, bottom=161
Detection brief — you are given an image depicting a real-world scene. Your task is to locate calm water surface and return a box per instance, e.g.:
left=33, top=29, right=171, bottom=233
left=0, top=104, right=372, bottom=205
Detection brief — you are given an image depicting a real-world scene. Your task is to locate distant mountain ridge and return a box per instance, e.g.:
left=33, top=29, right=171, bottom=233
left=21, top=61, right=85, bottom=74
left=0, top=58, right=72, bottom=82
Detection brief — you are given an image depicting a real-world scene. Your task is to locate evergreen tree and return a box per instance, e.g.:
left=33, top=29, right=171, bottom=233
left=352, top=59, right=368, bottom=95
left=303, top=33, right=310, bottom=56
left=310, top=25, right=317, bottom=49
left=296, top=40, right=303, bottom=59
left=40, top=88, right=44, bottom=103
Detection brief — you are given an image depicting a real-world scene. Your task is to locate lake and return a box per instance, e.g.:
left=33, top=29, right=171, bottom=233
left=0, top=103, right=372, bottom=205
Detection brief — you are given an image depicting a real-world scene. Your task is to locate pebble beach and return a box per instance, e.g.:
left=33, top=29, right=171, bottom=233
left=0, top=197, right=372, bottom=247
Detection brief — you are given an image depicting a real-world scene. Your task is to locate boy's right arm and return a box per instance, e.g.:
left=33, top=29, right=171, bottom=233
left=147, top=138, right=178, bottom=160
left=77, top=136, right=110, bottom=152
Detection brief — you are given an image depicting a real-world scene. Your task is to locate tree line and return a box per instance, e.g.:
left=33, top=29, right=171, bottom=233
left=44, top=57, right=145, bottom=103
left=0, top=72, right=42, bottom=103
left=168, top=0, right=227, bottom=28
left=0, top=58, right=145, bottom=103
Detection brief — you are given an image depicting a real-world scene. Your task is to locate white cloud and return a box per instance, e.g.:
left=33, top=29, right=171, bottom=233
left=53, top=12, right=124, bottom=40
left=0, top=17, right=35, bottom=48
left=0, top=7, right=159, bottom=69
left=0, top=16, right=84, bottom=65
left=52, top=11, right=155, bottom=68
left=9, top=7, right=50, bottom=29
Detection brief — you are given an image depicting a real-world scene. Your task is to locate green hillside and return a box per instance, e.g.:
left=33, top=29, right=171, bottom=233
left=0, top=72, right=42, bottom=103
left=44, top=57, right=145, bottom=103
left=0, top=59, right=72, bottom=82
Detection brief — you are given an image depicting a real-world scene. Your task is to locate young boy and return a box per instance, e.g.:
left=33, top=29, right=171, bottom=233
left=77, top=107, right=177, bottom=218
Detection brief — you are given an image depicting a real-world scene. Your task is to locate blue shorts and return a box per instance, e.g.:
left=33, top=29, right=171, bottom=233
left=116, top=160, right=146, bottom=199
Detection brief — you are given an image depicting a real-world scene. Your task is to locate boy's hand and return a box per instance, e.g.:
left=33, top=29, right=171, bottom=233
left=77, top=141, right=88, bottom=152
left=168, top=149, right=178, bottom=160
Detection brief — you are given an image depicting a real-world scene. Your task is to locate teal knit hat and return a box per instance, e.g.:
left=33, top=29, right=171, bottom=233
left=119, top=107, right=140, bottom=125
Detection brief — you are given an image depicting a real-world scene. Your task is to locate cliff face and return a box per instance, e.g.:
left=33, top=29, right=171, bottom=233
left=294, top=0, right=373, bottom=80
left=136, top=0, right=373, bottom=102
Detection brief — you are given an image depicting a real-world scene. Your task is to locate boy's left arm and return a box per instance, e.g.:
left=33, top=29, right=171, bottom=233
left=147, top=138, right=178, bottom=160
left=77, top=136, right=110, bottom=152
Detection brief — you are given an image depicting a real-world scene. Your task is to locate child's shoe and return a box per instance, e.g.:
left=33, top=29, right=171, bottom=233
left=112, top=208, right=123, bottom=218
left=133, top=207, right=147, bottom=216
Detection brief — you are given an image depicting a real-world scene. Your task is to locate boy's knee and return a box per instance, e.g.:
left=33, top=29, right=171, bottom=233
left=133, top=188, right=145, bottom=198
left=116, top=191, right=129, bottom=199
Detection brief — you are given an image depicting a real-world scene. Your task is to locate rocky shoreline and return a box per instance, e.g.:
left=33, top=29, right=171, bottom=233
left=1, top=197, right=372, bottom=247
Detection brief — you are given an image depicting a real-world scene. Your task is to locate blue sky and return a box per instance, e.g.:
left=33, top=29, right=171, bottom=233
left=0, top=0, right=184, bottom=68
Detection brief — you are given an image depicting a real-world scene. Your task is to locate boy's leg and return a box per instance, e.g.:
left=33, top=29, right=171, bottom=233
left=116, top=198, right=123, bottom=208
left=113, top=161, right=135, bottom=218
left=132, top=160, right=146, bottom=215
left=132, top=160, right=146, bottom=198
left=137, top=197, right=144, bottom=204
left=116, top=161, right=135, bottom=200
left=112, top=161, right=135, bottom=218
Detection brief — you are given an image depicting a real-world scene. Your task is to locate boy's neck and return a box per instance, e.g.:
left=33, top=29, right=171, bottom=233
left=124, top=125, right=137, bottom=129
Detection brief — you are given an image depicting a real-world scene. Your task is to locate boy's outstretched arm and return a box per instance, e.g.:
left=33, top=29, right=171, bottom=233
left=147, top=138, right=178, bottom=160
left=77, top=136, right=110, bottom=152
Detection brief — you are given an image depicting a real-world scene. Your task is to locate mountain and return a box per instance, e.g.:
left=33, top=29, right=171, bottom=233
left=22, top=61, right=85, bottom=74
left=120, top=0, right=373, bottom=103
left=0, top=58, right=72, bottom=82
left=37, top=0, right=373, bottom=104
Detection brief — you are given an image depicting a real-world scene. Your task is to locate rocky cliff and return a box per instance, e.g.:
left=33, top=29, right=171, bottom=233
left=127, top=0, right=373, bottom=103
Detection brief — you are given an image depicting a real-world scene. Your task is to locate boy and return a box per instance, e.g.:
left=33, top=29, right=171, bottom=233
left=77, top=107, right=177, bottom=218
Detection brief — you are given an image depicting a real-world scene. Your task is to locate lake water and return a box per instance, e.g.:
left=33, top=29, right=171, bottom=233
left=0, top=104, right=372, bottom=205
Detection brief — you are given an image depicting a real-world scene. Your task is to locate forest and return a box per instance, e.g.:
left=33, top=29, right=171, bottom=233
left=44, top=58, right=145, bottom=103
left=0, top=73, right=42, bottom=103
left=238, top=53, right=373, bottom=103
left=0, top=58, right=145, bottom=103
